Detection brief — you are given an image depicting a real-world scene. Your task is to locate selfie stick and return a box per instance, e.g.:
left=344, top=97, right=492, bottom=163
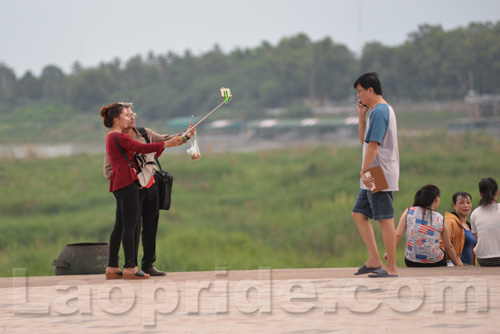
left=180, top=87, right=232, bottom=139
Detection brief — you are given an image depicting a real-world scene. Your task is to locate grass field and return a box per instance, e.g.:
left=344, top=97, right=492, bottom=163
left=0, top=129, right=498, bottom=277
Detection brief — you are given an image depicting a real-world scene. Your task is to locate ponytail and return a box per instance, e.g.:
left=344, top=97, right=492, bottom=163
left=478, top=177, right=498, bottom=207
left=413, top=184, right=440, bottom=208
left=99, top=103, right=127, bottom=128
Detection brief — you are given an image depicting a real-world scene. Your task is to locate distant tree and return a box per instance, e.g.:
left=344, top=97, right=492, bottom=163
left=71, top=61, right=84, bottom=75
left=199, top=44, right=228, bottom=75
left=360, top=42, right=401, bottom=99
left=389, top=22, right=500, bottom=100
left=259, top=79, right=285, bottom=107
left=122, top=55, right=145, bottom=90
left=313, top=37, right=358, bottom=103
left=67, top=68, right=114, bottom=111
left=463, top=21, right=500, bottom=94
left=0, top=63, right=17, bottom=107
left=40, top=65, right=67, bottom=101
left=17, top=71, right=42, bottom=101
left=267, top=33, right=312, bottom=104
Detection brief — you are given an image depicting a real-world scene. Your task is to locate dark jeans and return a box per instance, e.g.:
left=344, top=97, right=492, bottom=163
left=108, top=183, right=140, bottom=269
left=135, top=182, right=160, bottom=269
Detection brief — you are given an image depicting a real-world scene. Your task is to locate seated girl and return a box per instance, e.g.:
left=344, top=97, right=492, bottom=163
left=393, top=184, right=463, bottom=267
left=471, top=177, right=500, bottom=267
left=440, top=192, right=476, bottom=265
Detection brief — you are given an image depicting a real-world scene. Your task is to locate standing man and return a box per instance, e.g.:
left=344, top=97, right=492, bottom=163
left=351, top=73, right=399, bottom=278
left=104, top=102, right=192, bottom=276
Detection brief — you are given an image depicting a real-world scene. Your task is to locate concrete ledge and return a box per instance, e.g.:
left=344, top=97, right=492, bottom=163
left=1, top=267, right=499, bottom=333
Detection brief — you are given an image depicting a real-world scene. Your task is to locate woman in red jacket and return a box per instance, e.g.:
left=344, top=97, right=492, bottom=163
left=100, top=102, right=194, bottom=279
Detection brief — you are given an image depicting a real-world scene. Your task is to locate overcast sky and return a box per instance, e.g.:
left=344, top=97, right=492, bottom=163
left=1, top=0, right=499, bottom=77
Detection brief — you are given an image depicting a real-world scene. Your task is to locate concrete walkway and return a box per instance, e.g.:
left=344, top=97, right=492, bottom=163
left=1, top=266, right=499, bottom=333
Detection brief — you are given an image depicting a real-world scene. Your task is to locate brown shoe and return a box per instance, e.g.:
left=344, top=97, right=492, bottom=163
left=105, top=267, right=123, bottom=280
left=143, top=267, right=167, bottom=276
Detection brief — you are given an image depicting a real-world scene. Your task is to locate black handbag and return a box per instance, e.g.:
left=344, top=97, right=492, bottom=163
left=136, top=127, right=174, bottom=210
left=154, top=166, right=173, bottom=210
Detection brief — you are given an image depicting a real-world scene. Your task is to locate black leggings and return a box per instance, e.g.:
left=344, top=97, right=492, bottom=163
left=405, top=250, right=448, bottom=267
left=108, top=183, right=140, bottom=268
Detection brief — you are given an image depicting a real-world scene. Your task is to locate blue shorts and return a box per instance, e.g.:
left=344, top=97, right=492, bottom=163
left=352, top=189, right=394, bottom=220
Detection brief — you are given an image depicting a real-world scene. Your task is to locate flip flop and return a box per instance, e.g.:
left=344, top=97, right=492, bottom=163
left=354, top=264, right=382, bottom=275
left=368, top=268, right=399, bottom=278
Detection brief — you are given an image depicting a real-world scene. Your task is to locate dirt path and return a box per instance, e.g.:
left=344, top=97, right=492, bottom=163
left=1, top=266, right=499, bottom=333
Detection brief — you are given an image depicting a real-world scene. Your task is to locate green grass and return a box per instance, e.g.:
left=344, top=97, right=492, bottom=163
left=0, top=130, right=498, bottom=277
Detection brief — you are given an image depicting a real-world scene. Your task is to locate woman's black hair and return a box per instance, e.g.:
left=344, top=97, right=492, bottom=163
left=99, top=103, right=127, bottom=128
left=413, top=184, right=440, bottom=208
left=478, top=177, right=498, bottom=207
left=451, top=191, right=472, bottom=205
left=413, top=184, right=440, bottom=223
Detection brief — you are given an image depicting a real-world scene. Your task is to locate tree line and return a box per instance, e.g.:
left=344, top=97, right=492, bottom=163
left=0, top=21, right=499, bottom=121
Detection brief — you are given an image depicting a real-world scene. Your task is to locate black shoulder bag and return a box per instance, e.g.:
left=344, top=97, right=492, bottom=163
left=136, top=127, right=174, bottom=210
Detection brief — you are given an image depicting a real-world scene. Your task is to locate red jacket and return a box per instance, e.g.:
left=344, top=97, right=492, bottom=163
left=106, top=132, right=164, bottom=192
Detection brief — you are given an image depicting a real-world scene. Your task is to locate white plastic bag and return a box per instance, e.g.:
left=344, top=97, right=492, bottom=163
left=186, top=133, right=201, bottom=160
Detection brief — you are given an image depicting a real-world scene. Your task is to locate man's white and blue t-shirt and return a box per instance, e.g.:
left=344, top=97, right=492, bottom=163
left=361, top=103, right=399, bottom=191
